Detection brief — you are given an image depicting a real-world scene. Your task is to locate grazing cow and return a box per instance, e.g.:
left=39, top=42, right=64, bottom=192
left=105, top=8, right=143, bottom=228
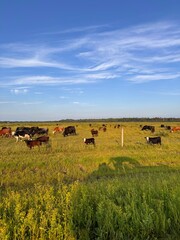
left=102, top=127, right=107, bottom=132
left=165, top=126, right=171, bottom=130
left=15, top=127, right=31, bottom=132
left=14, top=127, right=48, bottom=137
left=0, top=127, right=12, bottom=137
left=171, top=127, right=180, bottom=132
left=35, top=135, right=49, bottom=144
left=37, top=128, right=48, bottom=135
left=53, top=126, right=64, bottom=134
left=14, top=127, right=34, bottom=139
left=84, top=138, right=95, bottom=146
left=31, top=127, right=49, bottom=136
left=63, top=126, right=76, bottom=137
left=13, top=131, right=31, bottom=142
left=114, top=124, right=120, bottom=129
left=91, top=129, right=98, bottom=137
left=24, top=140, right=42, bottom=149
left=141, top=125, right=155, bottom=133
left=145, top=136, right=161, bottom=145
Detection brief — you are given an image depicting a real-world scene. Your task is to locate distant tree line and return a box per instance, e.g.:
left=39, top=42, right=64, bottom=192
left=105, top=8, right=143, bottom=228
left=1, top=117, right=180, bottom=124
left=59, top=117, right=180, bottom=123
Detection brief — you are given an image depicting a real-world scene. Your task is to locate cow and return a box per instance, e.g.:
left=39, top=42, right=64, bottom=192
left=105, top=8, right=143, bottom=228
left=31, top=127, right=49, bottom=136
left=91, top=129, right=98, bottom=137
left=53, top=127, right=64, bottom=134
left=63, top=126, right=76, bottom=137
left=102, top=127, right=107, bottom=132
left=171, top=127, right=180, bottom=132
left=14, top=127, right=48, bottom=137
left=24, top=140, right=42, bottom=149
left=14, top=127, right=36, bottom=139
left=141, top=125, right=155, bottom=133
left=145, top=136, right=161, bottom=145
left=84, top=138, right=95, bottom=146
left=165, top=126, right=171, bottom=130
left=0, top=127, right=12, bottom=137
left=35, top=135, right=49, bottom=144
left=13, top=130, right=31, bottom=142
left=15, top=127, right=32, bottom=134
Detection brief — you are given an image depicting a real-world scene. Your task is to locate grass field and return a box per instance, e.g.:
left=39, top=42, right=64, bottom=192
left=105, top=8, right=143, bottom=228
left=0, top=122, right=180, bottom=239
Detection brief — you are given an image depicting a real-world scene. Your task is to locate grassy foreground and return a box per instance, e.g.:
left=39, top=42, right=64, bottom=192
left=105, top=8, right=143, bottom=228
left=0, top=122, right=180, bottom=239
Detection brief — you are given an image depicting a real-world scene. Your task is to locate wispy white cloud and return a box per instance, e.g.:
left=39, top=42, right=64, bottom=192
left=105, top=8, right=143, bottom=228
left=0, top=101, right=16, bottom=104
left=1, top=21, right=180, bottom=86
left=10, top=75, right=96, bottom=86
left=21, top=101, right=43, bottom=105
left=59, top=96, right=68, bottom=99
left=0, top=56, right=76, bottom=70
left=10, top=87, right=29, bottom=94
left=39, top=24, right=109, bottom=35
left=129, top=73, right=180, bottom=83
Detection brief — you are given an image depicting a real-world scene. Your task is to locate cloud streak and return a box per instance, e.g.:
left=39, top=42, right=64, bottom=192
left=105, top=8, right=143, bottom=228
left=1, top=21, right=180, bottom=86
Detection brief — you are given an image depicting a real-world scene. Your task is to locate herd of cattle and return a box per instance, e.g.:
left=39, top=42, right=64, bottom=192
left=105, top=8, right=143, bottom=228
left=0, top=124, right=180, bottom=149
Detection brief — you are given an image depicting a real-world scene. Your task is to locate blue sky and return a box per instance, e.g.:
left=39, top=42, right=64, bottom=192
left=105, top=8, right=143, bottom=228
left=0, top=0, right=180, bottom=121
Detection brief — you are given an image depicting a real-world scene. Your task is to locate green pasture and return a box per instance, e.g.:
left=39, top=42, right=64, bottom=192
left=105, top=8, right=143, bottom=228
left=0, top=122, right=180, bottom=239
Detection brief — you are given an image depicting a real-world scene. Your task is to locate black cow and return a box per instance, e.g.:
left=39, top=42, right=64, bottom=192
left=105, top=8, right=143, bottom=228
left=14, top=127, right=35, bottom=137
left=141, top=125, right=155, bottom=133
left=84, top=138, right=95, bottom=146
left=13, top=130, right=31, bottom=142
left=15, top=127, right=49, bottom=137
left=165, top=126, right=171, bottom=130
left=63, top=126, right=76, bottom=137
left=145, top=136, right=161, bottom=145
left=31, top=127, right=49, bottom=136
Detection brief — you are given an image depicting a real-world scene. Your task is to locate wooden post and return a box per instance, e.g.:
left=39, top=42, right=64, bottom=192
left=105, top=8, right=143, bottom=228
left=121, top=127, right=124, bottom=147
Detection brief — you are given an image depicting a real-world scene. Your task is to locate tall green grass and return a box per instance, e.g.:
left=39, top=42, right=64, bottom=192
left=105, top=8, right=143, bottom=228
left=71, top=172, right=180, bottom=240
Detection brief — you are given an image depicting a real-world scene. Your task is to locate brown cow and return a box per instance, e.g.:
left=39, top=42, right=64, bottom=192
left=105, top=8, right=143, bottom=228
left=171, top=127, right=180, bottom=132
left=91, top=129, right=98, bottom=137
left=24, top=140, right=42, bottom=149
left=35, top=135, right=49, bottom=143
left=0, top=127, right=12, bottom=137
left=53, top=126, right=64, bottom=134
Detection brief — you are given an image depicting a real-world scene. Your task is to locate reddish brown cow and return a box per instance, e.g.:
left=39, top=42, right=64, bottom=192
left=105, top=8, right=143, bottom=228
left=171, top=127, right=180, bottom=132
left=53, top=127, right=64, bottom=134
left=24, top=140, right=42, bottom=149
left=0, top=127, right=12, bottom=137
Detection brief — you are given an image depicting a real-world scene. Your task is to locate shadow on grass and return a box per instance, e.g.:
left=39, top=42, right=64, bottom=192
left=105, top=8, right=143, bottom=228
left=86, top=156, right=173, bottom=182
left=110, top=156, right=141, bottom=169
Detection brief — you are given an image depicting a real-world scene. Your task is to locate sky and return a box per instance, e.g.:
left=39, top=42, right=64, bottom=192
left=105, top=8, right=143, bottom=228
left=0, top=0, right=180, bottom=121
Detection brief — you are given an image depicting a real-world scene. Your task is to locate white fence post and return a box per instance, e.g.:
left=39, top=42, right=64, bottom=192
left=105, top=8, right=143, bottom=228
left=121, top=127, right=124, bottom=147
